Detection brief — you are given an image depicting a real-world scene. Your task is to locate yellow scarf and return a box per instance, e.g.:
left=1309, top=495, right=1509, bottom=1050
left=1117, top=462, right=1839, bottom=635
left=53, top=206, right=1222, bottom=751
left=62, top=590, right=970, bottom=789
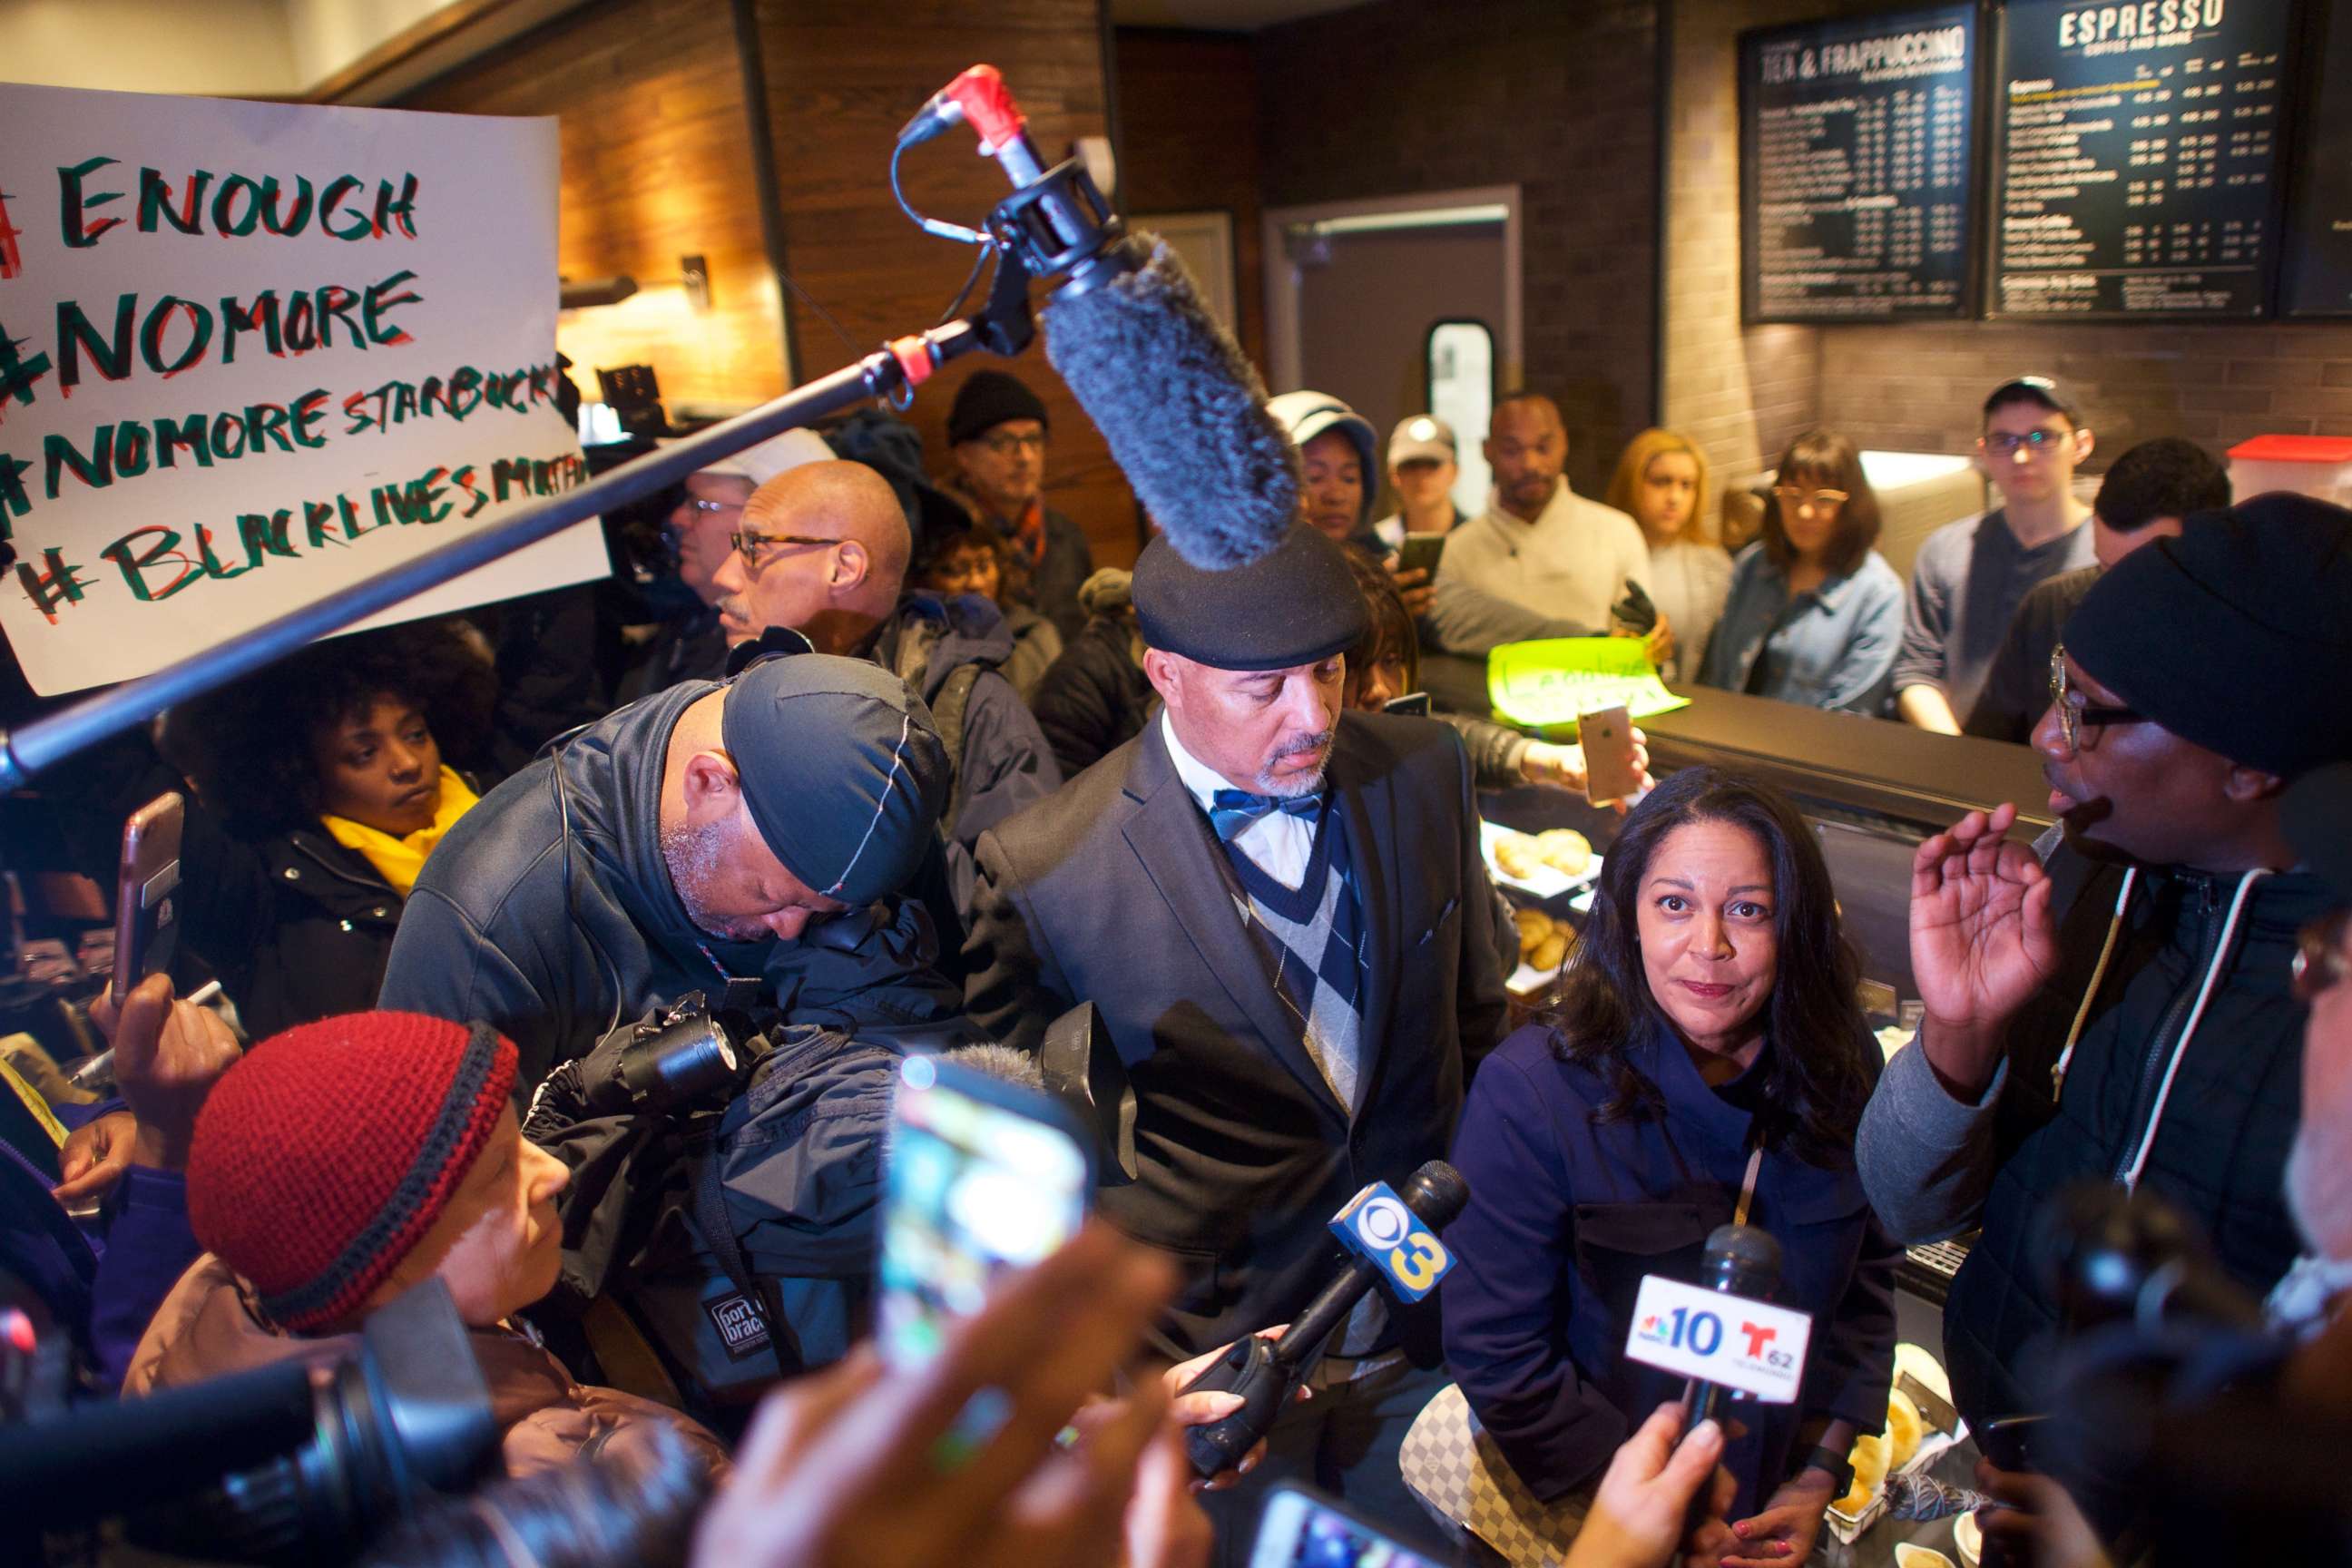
left=320, top=766, right=479, bottom=897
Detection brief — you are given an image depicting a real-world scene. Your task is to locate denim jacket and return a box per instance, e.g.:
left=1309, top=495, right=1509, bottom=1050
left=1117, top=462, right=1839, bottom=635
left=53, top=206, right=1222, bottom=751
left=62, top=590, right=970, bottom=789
left=1698, top=544, right=1905, bottom=715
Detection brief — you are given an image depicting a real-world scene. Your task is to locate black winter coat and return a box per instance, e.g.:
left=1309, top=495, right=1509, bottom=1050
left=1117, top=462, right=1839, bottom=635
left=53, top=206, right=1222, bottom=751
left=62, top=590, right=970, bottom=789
left=1942, top=844, right=2320, bottom=1426
left=379, top=681, right=977, bottom=1087
left=1030, top=617, right=1153, bottom=781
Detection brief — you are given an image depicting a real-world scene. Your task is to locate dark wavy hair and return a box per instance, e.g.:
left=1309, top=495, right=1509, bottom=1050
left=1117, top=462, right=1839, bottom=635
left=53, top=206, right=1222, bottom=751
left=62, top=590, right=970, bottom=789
left=1761, top=428, right=1881, bottom=580
left=1539, top=766, right=1877, bottom=1167
left=170, top=618, right=496, bottom=835
left=1340, top=543, right=1419, bottom=698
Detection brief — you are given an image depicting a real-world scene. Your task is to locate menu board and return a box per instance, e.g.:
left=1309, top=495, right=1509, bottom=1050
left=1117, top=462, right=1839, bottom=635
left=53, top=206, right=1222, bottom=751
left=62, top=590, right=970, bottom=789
left=1740, top=5, right=1982, bottom=322
left=2283, top=0, right=2352, bottom=315
left=1992, top=0, right=2289, bottom=318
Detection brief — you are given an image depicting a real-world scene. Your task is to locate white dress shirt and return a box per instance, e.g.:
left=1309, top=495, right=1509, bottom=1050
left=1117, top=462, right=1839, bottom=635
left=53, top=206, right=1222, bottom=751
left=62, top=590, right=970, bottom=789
left=1161, top=711, right=1314, bottom=890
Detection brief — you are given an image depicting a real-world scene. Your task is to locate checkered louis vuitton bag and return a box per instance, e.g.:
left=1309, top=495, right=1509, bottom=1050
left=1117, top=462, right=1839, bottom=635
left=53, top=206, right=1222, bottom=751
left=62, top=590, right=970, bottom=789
left=1398, top=1383, right=1592, bottom=1568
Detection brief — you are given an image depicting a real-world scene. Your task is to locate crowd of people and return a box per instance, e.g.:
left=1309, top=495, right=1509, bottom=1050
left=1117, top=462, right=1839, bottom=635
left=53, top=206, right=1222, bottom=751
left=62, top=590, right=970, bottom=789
left=5, top=352, right=2352, bottom=1568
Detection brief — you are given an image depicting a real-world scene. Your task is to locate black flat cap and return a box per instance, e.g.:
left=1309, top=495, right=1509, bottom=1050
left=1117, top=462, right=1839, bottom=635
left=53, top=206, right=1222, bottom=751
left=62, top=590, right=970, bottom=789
left=1132, top=523, right=1368, bottom=671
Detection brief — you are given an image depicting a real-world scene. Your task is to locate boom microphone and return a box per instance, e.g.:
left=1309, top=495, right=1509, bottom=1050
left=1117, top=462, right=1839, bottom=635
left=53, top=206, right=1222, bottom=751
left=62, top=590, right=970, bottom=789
left=908, top=64, right=1300, bottom=571
left=1178, top=1161, right=1470, bottom=1479
left=1041, top=235, right=1301, bottom=570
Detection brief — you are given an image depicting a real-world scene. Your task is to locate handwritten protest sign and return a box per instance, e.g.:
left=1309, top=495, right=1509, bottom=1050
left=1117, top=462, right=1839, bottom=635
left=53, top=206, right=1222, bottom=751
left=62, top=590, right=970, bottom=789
left=0, top=83, right=608, bottom=694
left=1487, top=637, right=1690, bottom=737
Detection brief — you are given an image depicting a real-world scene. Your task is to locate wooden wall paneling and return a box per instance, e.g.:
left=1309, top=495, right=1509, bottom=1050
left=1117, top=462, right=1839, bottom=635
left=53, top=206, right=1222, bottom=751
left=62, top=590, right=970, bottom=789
left=1111, top=26, right=1268, bottom=373
left=397, top=0, right=790, bottom=411
left=751, top=0, right=1142, bottom=567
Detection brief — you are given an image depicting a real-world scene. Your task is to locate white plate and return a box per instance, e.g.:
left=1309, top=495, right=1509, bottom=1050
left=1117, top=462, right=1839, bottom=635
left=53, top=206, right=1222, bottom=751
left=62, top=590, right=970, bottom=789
left=1954, top=1511, right=1982, bottom=1567
left=1482, top=820, right=1603, bottom=900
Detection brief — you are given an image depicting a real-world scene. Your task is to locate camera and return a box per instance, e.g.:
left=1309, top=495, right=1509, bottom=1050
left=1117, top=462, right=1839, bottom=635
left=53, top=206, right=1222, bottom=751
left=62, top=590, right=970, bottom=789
left=575, top=992, right=766, bottom=1119
left=0, top=1279, right=495, bottom=1565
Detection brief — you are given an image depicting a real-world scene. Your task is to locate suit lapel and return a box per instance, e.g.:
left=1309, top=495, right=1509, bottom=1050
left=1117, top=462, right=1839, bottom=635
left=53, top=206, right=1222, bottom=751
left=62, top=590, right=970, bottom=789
left=1328, top=726, right=1402, bottom=1123
left=1120, top=724, right=1348, bottom=1119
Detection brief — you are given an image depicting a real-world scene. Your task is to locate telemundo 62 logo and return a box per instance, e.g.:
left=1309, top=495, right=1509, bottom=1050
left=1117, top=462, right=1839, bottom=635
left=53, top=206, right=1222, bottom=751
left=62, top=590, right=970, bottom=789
left=1332, top=1181, right=1454, bottom=1302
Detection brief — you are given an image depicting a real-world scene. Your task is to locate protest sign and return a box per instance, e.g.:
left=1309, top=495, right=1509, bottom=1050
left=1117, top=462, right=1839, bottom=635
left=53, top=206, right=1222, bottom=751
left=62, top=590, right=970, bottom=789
left=0, top=83, right=607, bottom=694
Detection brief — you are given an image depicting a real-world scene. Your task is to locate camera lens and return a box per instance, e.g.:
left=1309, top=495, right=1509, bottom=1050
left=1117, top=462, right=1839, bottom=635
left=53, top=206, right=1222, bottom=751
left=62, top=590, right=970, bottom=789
left=618, top=1015, right=742, bottom=1112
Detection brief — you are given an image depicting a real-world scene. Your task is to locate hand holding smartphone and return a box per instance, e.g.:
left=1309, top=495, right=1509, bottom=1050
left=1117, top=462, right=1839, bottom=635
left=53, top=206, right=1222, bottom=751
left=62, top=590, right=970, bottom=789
left=111, top=793, right=184, bottom=1008
left=1396, top=532, right=1447, bottom=580
left=1578, top=706, right=1643, bottom=805
left=877, top=1054, right=1093, bottom=1368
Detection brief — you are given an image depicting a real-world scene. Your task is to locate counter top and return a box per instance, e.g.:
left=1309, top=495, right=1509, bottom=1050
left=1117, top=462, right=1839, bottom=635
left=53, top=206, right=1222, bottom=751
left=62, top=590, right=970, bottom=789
left=1422, top=653, right=2053, bottom=840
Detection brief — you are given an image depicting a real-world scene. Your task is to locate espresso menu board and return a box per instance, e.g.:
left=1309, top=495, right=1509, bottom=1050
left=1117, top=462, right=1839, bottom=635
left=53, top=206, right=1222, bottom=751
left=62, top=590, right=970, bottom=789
left=1740, top=5, right=1981, bottom=321
left=1993, top=0, right=2289, bottom=318
left=2283, top=0, right=2352, bottom=315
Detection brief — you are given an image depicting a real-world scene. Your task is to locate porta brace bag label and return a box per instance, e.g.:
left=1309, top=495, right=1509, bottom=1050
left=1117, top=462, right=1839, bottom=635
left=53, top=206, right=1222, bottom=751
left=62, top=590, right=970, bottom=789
left=705, top=1289, right=773, bottom=1362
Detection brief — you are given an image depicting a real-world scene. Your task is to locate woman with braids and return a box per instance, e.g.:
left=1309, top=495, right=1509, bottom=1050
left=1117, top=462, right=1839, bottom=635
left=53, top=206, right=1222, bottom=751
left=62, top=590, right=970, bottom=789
left=155, top=618, right=496, bottom=1039
left=1441, top=768, right=1896, bottom=1568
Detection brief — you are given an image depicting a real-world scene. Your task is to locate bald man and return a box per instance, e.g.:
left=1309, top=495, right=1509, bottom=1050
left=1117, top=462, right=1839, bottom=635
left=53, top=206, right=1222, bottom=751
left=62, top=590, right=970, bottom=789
left=716, top=459, right=1060, bottom=922
left=1431, top=392, right=1652, bottom=643
left=711, top=460, right=913, bottom=657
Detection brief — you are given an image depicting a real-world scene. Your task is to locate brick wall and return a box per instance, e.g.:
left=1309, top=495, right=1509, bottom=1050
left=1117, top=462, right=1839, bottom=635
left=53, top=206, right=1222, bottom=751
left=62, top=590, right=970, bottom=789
left=1665, top=0, right=2352, bottom=495
left=1250, top=0, right=1660, bottom=498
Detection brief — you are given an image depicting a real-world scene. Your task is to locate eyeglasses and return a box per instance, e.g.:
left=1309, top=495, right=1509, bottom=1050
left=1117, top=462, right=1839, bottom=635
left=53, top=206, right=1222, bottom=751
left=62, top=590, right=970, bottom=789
left=1984, top=428, right=2074, bottom=456
left=1770, top=486, right=1848, bottom=509
left=729, top=530, right=835, bottom=567
left=2047, top=645, right=2147, bottom=754
left=981, top=431, right=1046, bottom=456
left=2293, top=908, right=2350, bottom=1001
left=686, top=497, right=742, bottom=514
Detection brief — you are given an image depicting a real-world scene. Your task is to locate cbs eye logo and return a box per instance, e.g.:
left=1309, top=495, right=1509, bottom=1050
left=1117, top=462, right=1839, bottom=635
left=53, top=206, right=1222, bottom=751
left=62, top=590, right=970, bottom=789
left=1355, top=1196, right=1450, bottom=1295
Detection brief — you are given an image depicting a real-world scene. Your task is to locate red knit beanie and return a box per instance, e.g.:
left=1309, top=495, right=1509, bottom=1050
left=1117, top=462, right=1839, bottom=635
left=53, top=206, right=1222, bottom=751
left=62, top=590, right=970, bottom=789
left=186, top=1011, right=518, bottom=1332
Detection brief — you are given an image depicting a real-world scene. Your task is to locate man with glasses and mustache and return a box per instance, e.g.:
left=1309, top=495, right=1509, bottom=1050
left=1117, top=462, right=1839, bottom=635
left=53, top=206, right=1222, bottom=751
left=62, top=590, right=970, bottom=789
left=622, top=429, right=835, bottom=700
left=709, top=458, right=1061, bottom=926
left=1895, top=377, right=2101, bottom=734
left=1855, top=494, right=2352, bottom=1436
left=963, top=523, right=1509, bottom=1549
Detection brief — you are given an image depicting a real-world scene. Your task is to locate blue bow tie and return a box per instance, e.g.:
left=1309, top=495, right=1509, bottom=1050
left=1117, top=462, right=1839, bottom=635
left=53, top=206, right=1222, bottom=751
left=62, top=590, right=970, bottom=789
left=1208, top=788, right=1323, bottom=842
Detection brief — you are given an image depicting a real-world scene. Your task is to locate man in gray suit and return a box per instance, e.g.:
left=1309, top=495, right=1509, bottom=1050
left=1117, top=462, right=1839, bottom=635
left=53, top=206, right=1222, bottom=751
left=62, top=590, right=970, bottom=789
left=962, top=523, right=1509, bottom=1546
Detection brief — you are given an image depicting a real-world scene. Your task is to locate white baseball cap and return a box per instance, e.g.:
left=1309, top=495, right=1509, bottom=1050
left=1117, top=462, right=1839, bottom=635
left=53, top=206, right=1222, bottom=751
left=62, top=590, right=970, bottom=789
left=1387, top=415, right=1456, bottom=467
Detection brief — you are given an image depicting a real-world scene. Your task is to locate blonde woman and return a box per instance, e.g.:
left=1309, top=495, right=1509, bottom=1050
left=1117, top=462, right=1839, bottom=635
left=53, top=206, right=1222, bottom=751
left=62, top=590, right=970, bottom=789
left=1605, top=428, right=1731, bottom=685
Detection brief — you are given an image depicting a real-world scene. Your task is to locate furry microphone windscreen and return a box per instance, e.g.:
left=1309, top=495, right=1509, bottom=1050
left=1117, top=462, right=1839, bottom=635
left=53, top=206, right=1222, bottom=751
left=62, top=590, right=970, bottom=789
left=1042, top=234, right=1300, bottom=569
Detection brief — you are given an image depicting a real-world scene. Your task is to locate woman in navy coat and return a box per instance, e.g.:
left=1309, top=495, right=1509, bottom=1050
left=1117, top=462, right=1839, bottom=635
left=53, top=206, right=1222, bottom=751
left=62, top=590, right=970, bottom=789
left=1444, top=767, right=1897, bottom=1568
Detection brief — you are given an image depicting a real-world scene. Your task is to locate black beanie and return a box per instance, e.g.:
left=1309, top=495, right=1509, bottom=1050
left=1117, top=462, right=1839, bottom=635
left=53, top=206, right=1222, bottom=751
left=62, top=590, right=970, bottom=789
left=720, top=653, right=949, bottom=905
left=948, top=371, right=1050, bottom=446
left=1132, top=523, right=1367, bottom=671
left=2063, top=493, right=2352, bottom=777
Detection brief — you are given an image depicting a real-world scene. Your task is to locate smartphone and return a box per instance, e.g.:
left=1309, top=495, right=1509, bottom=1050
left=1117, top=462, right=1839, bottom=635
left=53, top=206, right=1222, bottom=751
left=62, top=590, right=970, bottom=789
left=1975, top=1410, right=2052, bottom=1471
left=1577, top=704, right=1642, bottom=804
left=1396, top=532, right=1447, bottom=578
left=877, top=1054, right=1093, bottom=1368
left=1382, top=691, right=1433, bottom=718
left=110, top=792, right=184, bottom=1007
left=1249, top=1484, right=1446, bottom=1568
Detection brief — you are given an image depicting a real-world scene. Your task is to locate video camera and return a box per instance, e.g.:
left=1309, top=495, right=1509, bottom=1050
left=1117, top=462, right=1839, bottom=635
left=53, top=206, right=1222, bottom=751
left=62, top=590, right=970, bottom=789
left=545, top=991, right=769, bottom=1125
left=0, top=1279, right=495, bottom=1566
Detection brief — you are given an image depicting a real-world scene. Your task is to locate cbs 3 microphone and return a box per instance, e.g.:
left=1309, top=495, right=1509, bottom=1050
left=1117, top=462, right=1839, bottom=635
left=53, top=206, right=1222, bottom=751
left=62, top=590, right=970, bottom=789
left=1177, top=1161, right=1470, bottom=1481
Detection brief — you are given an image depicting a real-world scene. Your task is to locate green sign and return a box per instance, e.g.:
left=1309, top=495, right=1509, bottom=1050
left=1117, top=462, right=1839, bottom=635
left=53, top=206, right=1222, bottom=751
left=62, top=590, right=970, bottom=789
left=1487, top=637, right=1690, bottom=736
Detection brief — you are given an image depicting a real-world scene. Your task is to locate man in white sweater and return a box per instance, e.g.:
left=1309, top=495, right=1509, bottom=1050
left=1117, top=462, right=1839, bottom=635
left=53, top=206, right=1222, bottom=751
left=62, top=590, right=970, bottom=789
left=1433, top=392, right=1653, bottom=642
